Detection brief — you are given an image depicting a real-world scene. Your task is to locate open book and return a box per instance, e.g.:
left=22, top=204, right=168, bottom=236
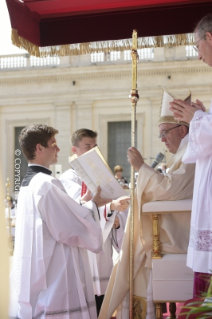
left=69, top=147, right=126, bottom=199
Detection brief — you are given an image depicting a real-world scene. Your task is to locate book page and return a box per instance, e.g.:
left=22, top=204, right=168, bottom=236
left=70, top=159, right=97, bottom=194
left=70, top=147, right=126, bottom=199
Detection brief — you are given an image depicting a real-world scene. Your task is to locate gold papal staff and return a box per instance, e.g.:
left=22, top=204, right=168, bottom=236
left=129, top=30, right=139, bottom=319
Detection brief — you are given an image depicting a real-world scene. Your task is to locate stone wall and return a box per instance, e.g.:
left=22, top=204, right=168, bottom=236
left=0, top=48, right=211, bottom=192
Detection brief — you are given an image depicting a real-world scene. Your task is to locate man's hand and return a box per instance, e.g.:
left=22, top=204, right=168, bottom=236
left=192, top=99, right=206, bottom=112
left=81, top=189, right=92, bottom=202
left=169, top=99, right=206, bottom=124
left=127, top=147, right=144, bottom=171
left=92, top=186, right=112, bottom=207
left=110, top=196, right=130, bottom=212
left=113, top=216, right=120, bottom=229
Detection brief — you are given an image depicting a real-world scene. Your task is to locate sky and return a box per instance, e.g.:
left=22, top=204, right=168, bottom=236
left=0, top=0, right=26, bottom=55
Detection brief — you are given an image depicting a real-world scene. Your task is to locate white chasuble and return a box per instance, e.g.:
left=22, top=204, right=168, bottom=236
left=183, top=103, right=212, bottom=273
left=99, top=135, right=195, bottom=319
left=60, top=169, right=127, bottom=296
left=10, top=171, right=102, bottom=319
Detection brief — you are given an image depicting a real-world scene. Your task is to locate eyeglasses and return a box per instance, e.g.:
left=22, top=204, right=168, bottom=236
left=158, top=125, right=181, bottom=139
left=193, top=34, right=206, bottom=52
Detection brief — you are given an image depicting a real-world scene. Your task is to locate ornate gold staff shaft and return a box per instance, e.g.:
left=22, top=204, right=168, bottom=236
left=129, top=30, right=139, bottom=319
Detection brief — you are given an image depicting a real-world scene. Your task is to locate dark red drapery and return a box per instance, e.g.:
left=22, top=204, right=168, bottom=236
left=6, top=0, right=212, bottom=47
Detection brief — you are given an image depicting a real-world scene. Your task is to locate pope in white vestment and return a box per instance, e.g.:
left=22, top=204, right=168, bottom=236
left=10, top=165, right=103, bottom=319
left=99, top=90, right=196, bottom=319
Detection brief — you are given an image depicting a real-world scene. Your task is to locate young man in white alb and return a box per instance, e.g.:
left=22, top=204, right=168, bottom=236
left=10, top=124, right=110, bottom=319
left=60, top=128, right=129, bottom=315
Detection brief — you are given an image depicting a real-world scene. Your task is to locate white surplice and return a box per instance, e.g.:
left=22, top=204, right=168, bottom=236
left=10, top=172, right=102, bottom=319
left=60, top=169, right=128, bottom=296
left=183, top=102, right=212, bottom=273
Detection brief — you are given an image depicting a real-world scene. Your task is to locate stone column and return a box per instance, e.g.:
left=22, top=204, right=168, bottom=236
left=164, top=47, right=175, bottom=60
left=154, top=48, right=165, bottom=62
left=54, top=103, right=71, bottom=175
left=175, top=46, right=187, bottom=60
left=60, top=56, right=70, bottom=67
left=79, top=54, right=91, bottom=66
left=75, top=101, right=93, bottom=130
left=120, top=51, right=125, bottom=63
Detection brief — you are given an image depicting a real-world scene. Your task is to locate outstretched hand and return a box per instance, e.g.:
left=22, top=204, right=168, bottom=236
left=127, top=147, right=144, bottom=171
left=81, top=189, right=92, bottom=203
left=169, top=99, right=206, bottom=124
left=110, top=196, right=130, bottom=212
left=92, top=186, right=111, bottom=208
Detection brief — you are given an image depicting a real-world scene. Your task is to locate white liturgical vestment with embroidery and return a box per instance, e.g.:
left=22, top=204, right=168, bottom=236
left=183, top=102, right=212, bottom=274
left=9, top=171, right=102, bottom=319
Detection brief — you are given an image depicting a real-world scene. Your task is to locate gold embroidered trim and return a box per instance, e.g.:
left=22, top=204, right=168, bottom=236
left=133, top=295, right=147, bottom=319
left=158, top=116, right=189, bottom=126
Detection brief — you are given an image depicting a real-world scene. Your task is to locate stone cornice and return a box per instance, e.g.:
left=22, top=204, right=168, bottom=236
left=0, top=85, right=212, bottom=107
left=0, top=60, right=211, bottom=86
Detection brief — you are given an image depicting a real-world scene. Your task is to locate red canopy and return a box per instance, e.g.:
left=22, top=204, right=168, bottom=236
left=6, top=0, right=212, bottom=47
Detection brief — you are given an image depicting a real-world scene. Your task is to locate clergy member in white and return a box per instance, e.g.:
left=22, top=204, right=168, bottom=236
left=9, top=124, right=111, bottom=319
left=170, top=14, right=212, bottom=298
left=99, top=90, right=196, bottom=319
left=59, top=128, right=129, bottom=316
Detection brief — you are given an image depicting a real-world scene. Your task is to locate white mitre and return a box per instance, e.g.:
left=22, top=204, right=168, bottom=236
left=158, top=88, right=191, bottom=126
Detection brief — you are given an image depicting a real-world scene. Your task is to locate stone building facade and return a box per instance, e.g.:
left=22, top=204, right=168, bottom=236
left=0, top=46, right=211, bottom=193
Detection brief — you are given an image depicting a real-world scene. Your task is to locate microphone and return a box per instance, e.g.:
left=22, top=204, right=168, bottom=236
left=151, top=152, right=165, bottom=169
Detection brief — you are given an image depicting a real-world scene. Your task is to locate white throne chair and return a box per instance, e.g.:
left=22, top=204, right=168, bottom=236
left=142, top=199, right=194, bottom=319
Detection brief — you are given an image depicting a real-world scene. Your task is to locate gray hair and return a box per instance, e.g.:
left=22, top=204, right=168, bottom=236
left=195, top=14, right=212, bottom=38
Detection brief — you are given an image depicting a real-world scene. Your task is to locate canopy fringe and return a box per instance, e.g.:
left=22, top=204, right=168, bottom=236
left=11, top=29, right=195, bottom=58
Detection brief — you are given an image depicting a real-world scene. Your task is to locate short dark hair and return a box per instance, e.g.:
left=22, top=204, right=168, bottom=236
left=195, top=14, right=212, bottom=38
left=19, top=124, right=58, bottom=161
left=71, top=128, right=97, bottom=146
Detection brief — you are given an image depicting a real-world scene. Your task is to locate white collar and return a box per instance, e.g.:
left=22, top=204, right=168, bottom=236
left=177, top=134, right=189, bottom=153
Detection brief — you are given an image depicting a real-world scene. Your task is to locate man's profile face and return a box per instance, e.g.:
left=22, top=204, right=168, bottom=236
left=159, top=123, right=183, bottom=154
left=195, top=32, right=212, bottom=67
left=72, top=137, right=97, bottom=156
left=41, top=136, right=60, bottom=167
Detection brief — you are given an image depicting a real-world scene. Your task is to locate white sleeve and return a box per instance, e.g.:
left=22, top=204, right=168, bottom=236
left=59, top=171, right=81, bottom=202
left=183, top=110, right=212, bottom=163
left=100, top=204, right=116, bottom=243
left=114, top=208, right=128, bottom=252
left=38, top=183, right=102, bottom=253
